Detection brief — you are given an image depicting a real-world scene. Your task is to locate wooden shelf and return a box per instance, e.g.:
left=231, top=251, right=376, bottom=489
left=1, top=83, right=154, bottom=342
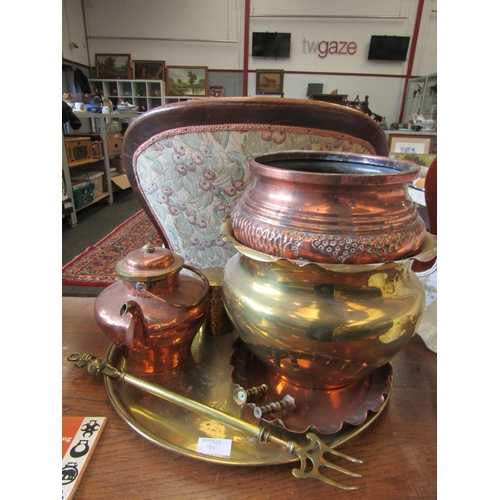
left=63, top=112, right=135, bottom=226
left=68, top=157, right=105, bottom=168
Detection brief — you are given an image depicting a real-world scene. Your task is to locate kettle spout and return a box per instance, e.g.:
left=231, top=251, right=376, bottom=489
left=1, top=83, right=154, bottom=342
left=120, top=300, right=148, bottom=350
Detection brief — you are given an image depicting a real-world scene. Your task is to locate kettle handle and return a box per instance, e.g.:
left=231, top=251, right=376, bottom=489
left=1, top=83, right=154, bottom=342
left=140, top=265, right=211, bottom=310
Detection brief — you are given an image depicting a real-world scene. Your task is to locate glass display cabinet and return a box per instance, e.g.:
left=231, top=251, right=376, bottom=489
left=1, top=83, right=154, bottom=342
left=402, top=73, right=437, bottom=128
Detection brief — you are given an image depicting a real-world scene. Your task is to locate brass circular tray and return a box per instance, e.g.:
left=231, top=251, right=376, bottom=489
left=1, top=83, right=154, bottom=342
left=104, top=329, right=392, bottom=466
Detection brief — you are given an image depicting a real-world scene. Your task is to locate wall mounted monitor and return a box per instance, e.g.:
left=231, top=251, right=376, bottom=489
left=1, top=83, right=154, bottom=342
left=368, top=35, right=411, bottom=61
left=307, top=83, right=324, bottom=96
left=252, top=32, right=291, bottom=58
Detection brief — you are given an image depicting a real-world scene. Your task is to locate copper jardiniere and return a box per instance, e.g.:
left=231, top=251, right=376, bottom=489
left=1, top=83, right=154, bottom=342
left=230, top=151, right=426, bottom=264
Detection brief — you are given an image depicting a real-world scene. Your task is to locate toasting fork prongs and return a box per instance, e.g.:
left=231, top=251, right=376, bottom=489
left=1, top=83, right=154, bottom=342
left=67, top=352, right=362, bottom=490
left=292, top=432, right=362, bottom=490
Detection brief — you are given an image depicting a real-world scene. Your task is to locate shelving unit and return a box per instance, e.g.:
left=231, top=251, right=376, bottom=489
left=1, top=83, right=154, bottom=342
left=62, top=111, right=138, bottom=226
left=402, top=73, right=437, bottom=127
left=88, top=79, right=165, bottom=112
left=62, top=135, right=78, bottom=226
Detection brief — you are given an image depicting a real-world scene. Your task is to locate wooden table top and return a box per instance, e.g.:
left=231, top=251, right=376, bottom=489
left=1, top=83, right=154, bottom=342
left=62, top=296, right=436, bottom=500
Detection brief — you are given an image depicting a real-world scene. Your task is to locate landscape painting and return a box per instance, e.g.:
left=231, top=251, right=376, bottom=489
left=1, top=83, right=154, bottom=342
left=95, top=54, right=131, bottom=79
left=166, top=66, right=208, bottom=96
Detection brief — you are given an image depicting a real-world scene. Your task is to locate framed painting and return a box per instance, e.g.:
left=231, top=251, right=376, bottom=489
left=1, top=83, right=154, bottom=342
left=133, top=60, right=165, bottom=80
left=389, top=152, right=436, bottom=167
left=209, top=86, right=226, bottom=97
left=95, top=54, right=132, bottom=79
left=166, top=66, right=208, bottom=96
left=388, top=135, right=432, bottom=154
left=256, top=69, right=284, bottom=95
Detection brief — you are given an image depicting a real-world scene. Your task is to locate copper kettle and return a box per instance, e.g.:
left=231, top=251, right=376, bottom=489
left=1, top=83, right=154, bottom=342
left=94, top=243, right=210, bottom=373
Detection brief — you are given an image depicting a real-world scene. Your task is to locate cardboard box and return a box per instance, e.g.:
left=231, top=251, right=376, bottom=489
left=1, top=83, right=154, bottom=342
left=111, top=174, right=131, bottom=190
left=106, top=133, right=123, bottom=156
left=108, top=157, right=130, bottom=189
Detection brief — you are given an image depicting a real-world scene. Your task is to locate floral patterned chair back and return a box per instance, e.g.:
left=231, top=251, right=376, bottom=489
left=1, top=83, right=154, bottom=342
left=123, top=97, right=388, bottom=270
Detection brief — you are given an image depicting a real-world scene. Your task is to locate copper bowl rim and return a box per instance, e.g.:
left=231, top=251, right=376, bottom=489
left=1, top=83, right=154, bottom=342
left=221, top=218, right=437, bottom=272
left=248, top=150, right=421, bottom=185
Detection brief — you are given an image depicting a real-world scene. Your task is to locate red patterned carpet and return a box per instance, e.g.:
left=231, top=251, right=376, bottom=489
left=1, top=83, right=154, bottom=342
left=62, top=210, right=162, bottom=287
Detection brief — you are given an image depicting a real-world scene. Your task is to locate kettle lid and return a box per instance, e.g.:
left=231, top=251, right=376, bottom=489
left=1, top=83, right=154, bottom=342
left=115, top=243, right=184, bottom=282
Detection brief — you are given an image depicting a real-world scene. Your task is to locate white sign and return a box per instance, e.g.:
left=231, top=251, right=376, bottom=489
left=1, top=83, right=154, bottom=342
left=196, top=437, right=232, bottom=457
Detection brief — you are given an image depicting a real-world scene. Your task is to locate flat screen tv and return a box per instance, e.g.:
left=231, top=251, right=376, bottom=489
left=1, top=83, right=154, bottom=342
left=252, top=32, right=291, bottom=58
left=368, top=35, right=410, bottom=61
left=307, top=83, right=324, bottom=97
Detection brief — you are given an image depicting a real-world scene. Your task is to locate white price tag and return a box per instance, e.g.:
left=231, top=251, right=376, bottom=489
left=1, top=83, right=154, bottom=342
left=196, top=437, right=232, bottom=457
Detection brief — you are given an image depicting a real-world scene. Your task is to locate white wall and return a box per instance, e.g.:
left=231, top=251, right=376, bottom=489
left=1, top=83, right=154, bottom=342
left=62, top=0, right=90, bottom=66
left=247, top=0, right=436, bottom=123
left=81, top=0, right=244, bottom=69
left=62, top=0, right=437, bottom=124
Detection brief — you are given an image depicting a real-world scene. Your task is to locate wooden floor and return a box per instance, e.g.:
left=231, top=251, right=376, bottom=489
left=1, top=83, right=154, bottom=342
left=63, top=296, right=437, bottom=500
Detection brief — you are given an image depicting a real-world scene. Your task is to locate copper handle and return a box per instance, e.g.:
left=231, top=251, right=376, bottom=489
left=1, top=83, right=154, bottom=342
left=140, top=265, right=211, bottom=310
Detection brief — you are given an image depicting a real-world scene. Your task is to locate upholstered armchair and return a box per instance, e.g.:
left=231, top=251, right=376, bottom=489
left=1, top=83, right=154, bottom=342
left=123, top=97, right=388, bottom=269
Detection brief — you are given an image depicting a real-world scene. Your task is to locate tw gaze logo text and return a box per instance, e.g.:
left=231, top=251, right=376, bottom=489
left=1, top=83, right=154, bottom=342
left=302, top=38, right=357, bottom=58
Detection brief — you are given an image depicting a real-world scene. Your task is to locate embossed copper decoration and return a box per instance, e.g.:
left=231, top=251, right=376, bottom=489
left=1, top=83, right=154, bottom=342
left=230, top=151, right=426, bottom=264
left=222, top=248, right=425, bottom=390
left=94, top=243, right=210, bottom=373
